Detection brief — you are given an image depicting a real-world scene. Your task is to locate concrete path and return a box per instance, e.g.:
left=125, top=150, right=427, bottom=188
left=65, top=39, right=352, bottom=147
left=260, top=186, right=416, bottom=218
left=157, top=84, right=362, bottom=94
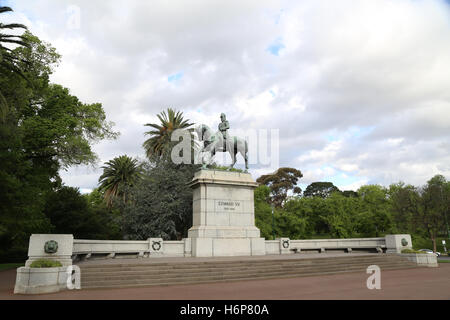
left=1, top=262, right=449, bottom=300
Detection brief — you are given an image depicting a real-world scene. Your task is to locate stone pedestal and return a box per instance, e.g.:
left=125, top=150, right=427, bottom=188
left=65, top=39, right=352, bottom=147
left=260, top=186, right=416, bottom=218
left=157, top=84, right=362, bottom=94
left=385, top=234, right=412, bottom=254
left=279, top=238, right=291, bottom=254
left=188, top=170, right=265, bottom=257
left=14, top=267, right=70, bottom=294
left=25, top=234, right=74, bottom=267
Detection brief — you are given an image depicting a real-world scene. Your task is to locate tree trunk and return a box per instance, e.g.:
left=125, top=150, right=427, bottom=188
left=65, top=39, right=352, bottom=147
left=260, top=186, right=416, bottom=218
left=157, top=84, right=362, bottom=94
left=431, top=233, right=437, bottom=253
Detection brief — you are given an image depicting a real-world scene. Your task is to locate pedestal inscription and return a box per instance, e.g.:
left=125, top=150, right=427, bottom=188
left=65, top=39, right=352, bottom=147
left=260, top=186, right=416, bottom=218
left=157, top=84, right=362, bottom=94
left=215, top=200, right=242, bottom=212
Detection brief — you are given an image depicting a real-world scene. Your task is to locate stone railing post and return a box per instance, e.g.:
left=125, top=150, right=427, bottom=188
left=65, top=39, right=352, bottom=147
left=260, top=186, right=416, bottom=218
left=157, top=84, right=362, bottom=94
left=148, top=238, right=164, bottom=256
left=26, top=234, right=74, bottom=267
left=279, top=238, right=291, bottom=254
left=385, top=234, right=412, bottom=254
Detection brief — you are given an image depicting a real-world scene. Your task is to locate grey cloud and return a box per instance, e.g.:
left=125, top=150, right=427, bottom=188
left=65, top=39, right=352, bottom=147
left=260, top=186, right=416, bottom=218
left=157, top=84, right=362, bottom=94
left=10, top=0, right=450, bottom=190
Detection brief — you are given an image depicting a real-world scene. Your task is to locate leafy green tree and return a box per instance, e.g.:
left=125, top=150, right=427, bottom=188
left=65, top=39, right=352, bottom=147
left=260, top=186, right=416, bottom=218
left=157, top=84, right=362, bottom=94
left=0, top=27, right=118, bottom=260
left=21, top=84, right=118, bottom=167
left=283, top=197, right=321, bottom=237
left=418, top=175, right=449, bottom=253
left=273, top=208, right=310, bottom=240
left=85, top=187, right=106, bottom=207
left=356, top=185, right=393, bottom=237
left=254, top=185, right=275, bottom=239
left=255, top=185, right=311, bottom=240
left=303, top=182, right=340, bottom=198
left=44, top=186, right=121, bottom=240
left=388, top=182, right=421, bottom=234
left=317, top=193, right=359, bottom=238
left=84, top=188, right=123, bottom=239
left=0, top=6, right=29, bottom=122
left=256, top=167, right=303, bottom=207
left=143, top=108, right=193, bottom=158
left=341, top=190, right=358, bottom=198
left=121, top=155, right=200, bottom=240
left=98, top=155, right=143, bottom=207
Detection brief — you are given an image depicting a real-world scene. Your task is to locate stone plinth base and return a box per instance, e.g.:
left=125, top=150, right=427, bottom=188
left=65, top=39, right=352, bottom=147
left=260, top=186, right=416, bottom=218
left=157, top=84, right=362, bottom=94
left=14, top=267, right=70, bottom=294
left=187, top=170, right=265, bottom=257
left=385, top=234, right=412, bottom=254
left=401, top=253, right=438, bottom=267
left=191, top=237, right=266, bottom=257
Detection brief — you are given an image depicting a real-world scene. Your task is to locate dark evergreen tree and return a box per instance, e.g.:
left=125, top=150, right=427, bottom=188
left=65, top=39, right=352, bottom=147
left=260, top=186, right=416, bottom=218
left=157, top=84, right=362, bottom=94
left=304, top=182, right=341, bottom=198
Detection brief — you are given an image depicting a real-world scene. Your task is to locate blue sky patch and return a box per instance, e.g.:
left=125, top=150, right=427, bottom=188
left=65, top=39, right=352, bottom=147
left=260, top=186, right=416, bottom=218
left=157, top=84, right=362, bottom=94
left=266, top=37, right=285, bottom=56
left=168, top=71, right=183, bottom=83
left=347, top=126, right=375, bottom=138
left=329, top=171, right=361, bottom=187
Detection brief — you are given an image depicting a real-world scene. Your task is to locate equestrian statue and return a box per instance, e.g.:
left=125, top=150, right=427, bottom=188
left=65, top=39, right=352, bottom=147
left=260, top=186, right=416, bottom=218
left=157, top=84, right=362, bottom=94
left=195, top=113, right=249, bottom=171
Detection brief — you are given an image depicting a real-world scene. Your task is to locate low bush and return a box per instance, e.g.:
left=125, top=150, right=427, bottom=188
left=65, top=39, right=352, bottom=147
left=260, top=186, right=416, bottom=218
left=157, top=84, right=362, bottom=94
left=29, top=259, right=62, bottom=268
left=401, top=249, right=427, bottom=254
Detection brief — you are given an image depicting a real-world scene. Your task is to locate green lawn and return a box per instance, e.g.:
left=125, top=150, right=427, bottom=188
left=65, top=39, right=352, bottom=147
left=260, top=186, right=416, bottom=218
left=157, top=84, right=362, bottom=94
left=0, top=263, right=24, bottom=272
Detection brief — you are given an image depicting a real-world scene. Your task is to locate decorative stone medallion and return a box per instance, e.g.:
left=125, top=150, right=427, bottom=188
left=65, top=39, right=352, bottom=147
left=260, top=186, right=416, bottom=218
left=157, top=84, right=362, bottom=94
left=44, top=240, right=58, bottom=254
left=282, top=240, right=290, bottom=249
left=152, top=241, right=162, bottom=251
left=401, top=238, right=408, bottom=246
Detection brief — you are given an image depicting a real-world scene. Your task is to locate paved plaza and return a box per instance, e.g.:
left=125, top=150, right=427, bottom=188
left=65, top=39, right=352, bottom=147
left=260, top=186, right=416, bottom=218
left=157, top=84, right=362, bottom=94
left=1, top=259, right=449, bottom=300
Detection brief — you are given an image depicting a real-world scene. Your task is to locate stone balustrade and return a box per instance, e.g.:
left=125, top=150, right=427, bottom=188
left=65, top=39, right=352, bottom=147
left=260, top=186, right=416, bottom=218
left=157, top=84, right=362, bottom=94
left=67, top=234, right=411, bottom=260
left=73, top=239, right=149, bottom=259
left=14, top=233, right=420, bottom=294
left=289, top=237, right=386, bottom=253
left=72, top=238, right=187, bottom=260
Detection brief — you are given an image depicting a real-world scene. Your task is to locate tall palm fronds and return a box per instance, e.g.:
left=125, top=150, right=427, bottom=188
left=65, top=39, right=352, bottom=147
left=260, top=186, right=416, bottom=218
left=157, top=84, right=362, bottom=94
left=143, top=108, right=193, bottom=158
left=0, top=6, right=29, bottom=122
left=98, top=155, right=143, bottom=207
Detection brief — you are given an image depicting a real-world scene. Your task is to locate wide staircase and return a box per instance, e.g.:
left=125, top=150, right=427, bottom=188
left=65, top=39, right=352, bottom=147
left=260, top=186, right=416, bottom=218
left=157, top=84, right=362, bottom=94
left=78, top=254, right=418, bottom=289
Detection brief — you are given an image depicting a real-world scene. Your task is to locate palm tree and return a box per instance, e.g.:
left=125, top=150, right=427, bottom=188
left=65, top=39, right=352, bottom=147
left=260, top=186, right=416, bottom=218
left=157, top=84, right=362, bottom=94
left=0, top=6, right=29, bottom=122
left=143, top=108, right=193, bottom=158
left=98, top=155, right=143, bottom=207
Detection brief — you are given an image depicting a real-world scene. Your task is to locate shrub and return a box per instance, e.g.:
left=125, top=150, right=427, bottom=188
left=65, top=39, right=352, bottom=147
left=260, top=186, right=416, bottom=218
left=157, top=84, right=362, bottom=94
left=401, top=249, right=427, bottom=254
left=29, top=259, right=62, bottom=268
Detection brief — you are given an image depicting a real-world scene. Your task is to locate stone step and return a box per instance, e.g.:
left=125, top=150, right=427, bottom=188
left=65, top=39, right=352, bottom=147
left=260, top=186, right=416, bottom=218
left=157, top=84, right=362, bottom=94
left=78, top=254, right=418, bottom=289
left=79, top=254, right=402, bottom=266
left=79, top=260, right=415, bottom=279
left=80, top=262, right=416, bottom=282
left=80, top=260, right=416, bottom=281
left=78, top=256, right=411, bottom=274
left=81, top=264, right=418, bottom=289
left=77, top=254, right=384, bottom=268
left=78, top=255, right=408, bottom=272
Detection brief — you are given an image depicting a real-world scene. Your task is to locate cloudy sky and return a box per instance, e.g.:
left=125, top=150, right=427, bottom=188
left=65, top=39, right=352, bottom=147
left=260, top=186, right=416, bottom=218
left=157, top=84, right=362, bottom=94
left=3, top=0, right=450, bottom=192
